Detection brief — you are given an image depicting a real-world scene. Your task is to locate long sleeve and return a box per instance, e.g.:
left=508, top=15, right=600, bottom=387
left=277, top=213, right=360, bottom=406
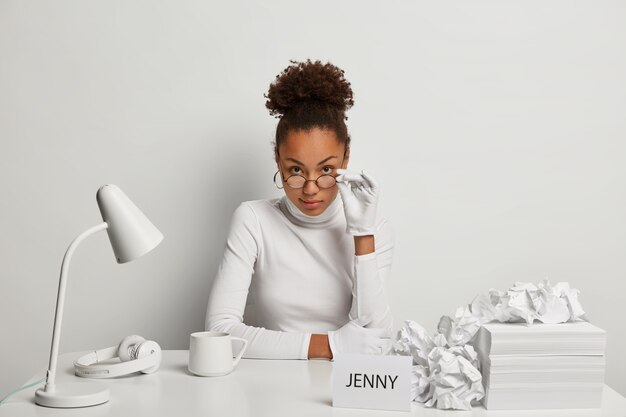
left=205, top=202, right=311, bottom=360
left=349, top=218, right=394, bottom=336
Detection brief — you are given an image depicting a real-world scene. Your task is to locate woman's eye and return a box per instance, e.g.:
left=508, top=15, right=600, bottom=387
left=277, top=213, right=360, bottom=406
left=290, top=167, right=302, bottom=174
left=322, top=166, right=333, bottom=174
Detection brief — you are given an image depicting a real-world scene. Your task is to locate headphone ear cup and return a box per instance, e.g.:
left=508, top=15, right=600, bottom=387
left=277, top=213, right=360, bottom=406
left=117, top=335, right=146, bottom=362
left=135, top=340, right=162, bottom=374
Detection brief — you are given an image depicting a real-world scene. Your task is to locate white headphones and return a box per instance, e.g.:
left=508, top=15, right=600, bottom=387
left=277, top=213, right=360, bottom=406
left=74, top=335, right=162, bottom=379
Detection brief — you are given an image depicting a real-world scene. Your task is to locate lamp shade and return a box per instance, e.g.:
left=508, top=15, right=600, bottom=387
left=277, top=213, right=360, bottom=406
left=96, top=184, right=164, bottom=263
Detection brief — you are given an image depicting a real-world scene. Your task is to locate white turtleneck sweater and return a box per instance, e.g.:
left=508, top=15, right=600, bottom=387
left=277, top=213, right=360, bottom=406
left=205, top=194, right=394, bottom=359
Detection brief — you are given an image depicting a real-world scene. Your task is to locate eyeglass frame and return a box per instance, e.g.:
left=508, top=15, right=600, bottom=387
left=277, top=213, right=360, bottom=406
left=273, top=148, right=348, bottom=190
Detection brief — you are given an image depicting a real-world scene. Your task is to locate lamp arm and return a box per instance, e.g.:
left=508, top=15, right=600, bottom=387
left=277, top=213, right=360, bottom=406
left=43, top=222, right=108, bottom=391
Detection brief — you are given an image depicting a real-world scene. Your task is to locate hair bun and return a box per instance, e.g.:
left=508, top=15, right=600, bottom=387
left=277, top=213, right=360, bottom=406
left=265, top=59, right=354, bottom=118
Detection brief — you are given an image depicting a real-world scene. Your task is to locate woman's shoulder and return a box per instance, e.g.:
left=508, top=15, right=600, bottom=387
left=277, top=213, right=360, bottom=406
left=225, top=198, right=283, bottom=241
left=237, top=197, right=282, bottom=214
left=231, top=198, right=283, bottom=224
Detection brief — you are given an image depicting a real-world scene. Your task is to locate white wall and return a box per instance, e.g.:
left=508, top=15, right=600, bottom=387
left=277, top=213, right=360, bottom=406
left=1, top=0, right=625, bottom=400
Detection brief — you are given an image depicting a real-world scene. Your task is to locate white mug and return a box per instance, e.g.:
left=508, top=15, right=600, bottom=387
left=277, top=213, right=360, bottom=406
left=188, top=331, right=248, bottom=377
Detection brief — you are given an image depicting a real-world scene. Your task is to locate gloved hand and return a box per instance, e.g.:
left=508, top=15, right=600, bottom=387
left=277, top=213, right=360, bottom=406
left=336, top=169, right=379, bottom=236
left=327, top=316, right=388, bottom=359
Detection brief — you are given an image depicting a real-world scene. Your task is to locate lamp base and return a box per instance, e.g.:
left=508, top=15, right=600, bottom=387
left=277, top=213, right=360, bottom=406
left=35, top=382, right=109, bottom=408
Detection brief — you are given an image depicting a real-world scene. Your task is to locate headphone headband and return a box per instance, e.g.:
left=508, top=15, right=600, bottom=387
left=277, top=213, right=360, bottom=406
left=74, top=339, right=161, bottom=379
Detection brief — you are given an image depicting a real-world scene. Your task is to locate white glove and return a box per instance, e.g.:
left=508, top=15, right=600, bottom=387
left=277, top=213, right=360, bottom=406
left=327, top=316, right=388, bottom=359
left=336, top=169, right=379, bottom=236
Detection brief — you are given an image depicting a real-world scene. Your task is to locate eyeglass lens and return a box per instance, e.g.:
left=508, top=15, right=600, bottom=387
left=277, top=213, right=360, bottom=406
left=286, top=175, right=336, bottom=189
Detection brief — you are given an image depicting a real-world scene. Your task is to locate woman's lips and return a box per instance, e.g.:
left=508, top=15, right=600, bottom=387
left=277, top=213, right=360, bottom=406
left=300, top=199, right=322, bottom=209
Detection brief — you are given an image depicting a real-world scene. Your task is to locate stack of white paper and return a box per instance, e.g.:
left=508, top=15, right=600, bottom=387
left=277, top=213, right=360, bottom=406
left=471, top=320, right=606, bottom=410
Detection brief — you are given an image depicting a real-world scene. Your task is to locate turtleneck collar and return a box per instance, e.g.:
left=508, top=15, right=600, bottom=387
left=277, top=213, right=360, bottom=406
left=280, top=194, right=342, bottom=227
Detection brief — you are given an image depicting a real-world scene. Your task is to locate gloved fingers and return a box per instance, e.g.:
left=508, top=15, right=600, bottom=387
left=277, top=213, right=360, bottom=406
left=337, top=173, right=368, bottom=185
left=380, top=338, right=394, bottom=355
left=375, top=340, right=386, bottom=355
left=336, top=181, right=355, bottom=203
left=336, top=169, right=369, bottom=185
left=340, top=178, right=371, bottom=196
left=364, top=339, right=385, bottom=355
left=363, top=326, right=390, bottom=338
left=360, top=170, right=378, bottom=191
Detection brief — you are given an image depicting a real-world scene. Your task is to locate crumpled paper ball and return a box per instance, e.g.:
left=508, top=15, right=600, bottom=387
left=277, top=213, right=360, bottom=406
left=485, top=280, right=586, bottom=325
left=437, top=305, right=483, bottom=347
left=392, top=321, right=485, bottom=410
left=390, top=320, right=434, bottom=368
left=388, top=280, right=586, bottom=410
left=425, top=343, right=484, bottom=410
left=410, top=364, right=432, bottom=403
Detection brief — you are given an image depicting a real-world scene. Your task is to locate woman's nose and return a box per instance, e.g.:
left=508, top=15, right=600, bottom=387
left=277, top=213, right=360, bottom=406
left=303, top=180, right=319, bottom=195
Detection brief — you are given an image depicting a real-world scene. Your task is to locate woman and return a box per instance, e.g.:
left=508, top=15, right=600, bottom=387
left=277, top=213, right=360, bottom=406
left=205, top=59, right=394, bottom=360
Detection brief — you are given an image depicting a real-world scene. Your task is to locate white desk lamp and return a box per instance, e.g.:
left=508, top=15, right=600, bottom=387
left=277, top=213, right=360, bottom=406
left=35, top=184, right=164, bottom=408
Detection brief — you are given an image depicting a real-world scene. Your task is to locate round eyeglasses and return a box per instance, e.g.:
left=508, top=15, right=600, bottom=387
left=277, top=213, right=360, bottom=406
left=273, top=171, right=337, bottom=189
left=273, top=149, right=347, bottom=190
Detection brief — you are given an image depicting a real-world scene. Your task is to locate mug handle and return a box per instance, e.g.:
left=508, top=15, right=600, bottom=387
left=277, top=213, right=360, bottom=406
left=231, top=337, right=248, bottom=367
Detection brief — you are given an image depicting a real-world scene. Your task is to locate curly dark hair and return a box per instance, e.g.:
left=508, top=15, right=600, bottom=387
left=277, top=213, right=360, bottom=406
left=264, top=59, right=354, bottom=160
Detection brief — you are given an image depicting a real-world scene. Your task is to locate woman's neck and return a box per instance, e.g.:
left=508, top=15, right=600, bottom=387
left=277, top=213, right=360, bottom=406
left=281, top=194, right=342, bottom=225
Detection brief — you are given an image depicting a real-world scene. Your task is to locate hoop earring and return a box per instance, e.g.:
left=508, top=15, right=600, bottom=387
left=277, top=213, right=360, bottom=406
left=273, top=170, right=284, bottom=189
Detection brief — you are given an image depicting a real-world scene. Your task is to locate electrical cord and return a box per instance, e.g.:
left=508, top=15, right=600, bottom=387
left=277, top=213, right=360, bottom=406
left=0, top=377, right=46, bottom=406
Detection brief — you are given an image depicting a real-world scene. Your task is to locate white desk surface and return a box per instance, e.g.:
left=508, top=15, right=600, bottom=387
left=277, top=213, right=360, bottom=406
left=1, top=350, right=625, bottom=417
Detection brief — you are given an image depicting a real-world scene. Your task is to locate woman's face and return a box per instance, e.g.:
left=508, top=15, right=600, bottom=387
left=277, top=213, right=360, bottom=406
left=276, top=127, right=349, bottom=216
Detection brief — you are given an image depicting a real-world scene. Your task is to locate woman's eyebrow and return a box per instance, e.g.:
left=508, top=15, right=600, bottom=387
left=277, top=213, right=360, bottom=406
left=285, top=156, right=338, bottom=166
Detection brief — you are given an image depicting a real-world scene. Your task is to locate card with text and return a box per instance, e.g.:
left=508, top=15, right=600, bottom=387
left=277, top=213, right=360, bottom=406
left=332, top=353, right=412, bottom=412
